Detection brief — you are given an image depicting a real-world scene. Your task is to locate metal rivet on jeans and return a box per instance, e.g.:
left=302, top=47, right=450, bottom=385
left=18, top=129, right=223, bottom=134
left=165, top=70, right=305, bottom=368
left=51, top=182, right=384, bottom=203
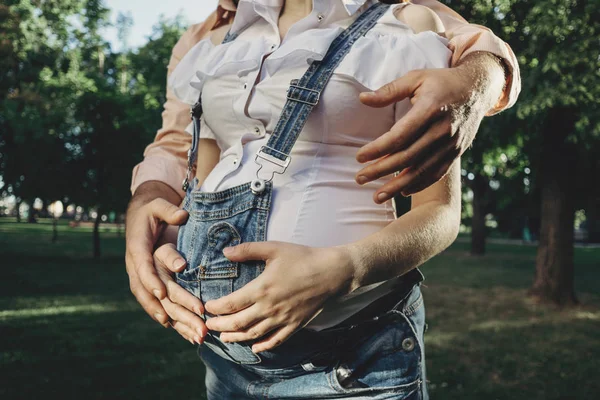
left=251, top=179, right=266, bottom=194
left=336, top=364, right=352, bottom=383
left=402, top=337, right=415, bottom=352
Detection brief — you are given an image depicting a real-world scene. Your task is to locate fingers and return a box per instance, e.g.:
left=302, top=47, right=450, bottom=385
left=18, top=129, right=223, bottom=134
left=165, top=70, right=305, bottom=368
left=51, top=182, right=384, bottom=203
left=359, top=71, right=422, bottom=108
left=356, top=117, right=450, bottom=186
left=147, top=198, right=189, bottom=225
left=161, top=297, right=207, bottom=342
left=171, top=320, right=202, bottom=345
left=220, top=318, right=280, bottom=343
left=400, top=149, right=458, bottom=196
left=154, top=243, right=187, bottom=273
left=251, top=324, right=298, bottom=353
left=222, top=242, right=277, bottom=263
left=206, top=304, right=262, bottom=333
left=204, top=281, right=256, bottom=315
left=127, top=267, right=170, bottom=328
left=165, top=279, right=205, bottom=316
left=377, top=141, right=460, bottom=199
left=136, top=252, right=168, bottom=300
left=356, top=101, right=440, bottom=163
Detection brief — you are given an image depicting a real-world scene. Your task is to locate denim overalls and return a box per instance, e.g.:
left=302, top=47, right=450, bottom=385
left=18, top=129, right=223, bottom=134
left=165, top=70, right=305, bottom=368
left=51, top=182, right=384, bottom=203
left=176, top=3, right=428, bottom=399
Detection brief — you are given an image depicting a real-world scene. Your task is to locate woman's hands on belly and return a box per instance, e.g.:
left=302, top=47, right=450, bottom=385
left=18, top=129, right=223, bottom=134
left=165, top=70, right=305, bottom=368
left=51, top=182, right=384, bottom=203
left=203, top=241, right=355, bottom=353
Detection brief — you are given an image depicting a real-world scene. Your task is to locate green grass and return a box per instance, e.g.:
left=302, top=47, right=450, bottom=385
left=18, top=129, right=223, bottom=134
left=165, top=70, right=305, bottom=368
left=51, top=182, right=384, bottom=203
left=1, top=219, right=599, bottom=399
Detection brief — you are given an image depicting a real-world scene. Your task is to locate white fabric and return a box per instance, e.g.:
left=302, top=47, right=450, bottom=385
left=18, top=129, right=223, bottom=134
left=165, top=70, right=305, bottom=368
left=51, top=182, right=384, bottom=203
left=169, top=0, right=451, bottom=330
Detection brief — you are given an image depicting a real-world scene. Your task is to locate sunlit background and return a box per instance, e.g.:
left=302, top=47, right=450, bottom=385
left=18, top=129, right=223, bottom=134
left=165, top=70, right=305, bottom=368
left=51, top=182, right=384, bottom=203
left=0, top=1, right=599, bottom=399
left=102, top=0, right=216, bottom=50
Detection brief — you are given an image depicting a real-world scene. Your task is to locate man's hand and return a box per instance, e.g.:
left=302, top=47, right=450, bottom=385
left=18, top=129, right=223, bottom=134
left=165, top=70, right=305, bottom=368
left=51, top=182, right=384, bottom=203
left=125, top=181, right=205, bottom=343
left=203, top=242, right=355, bottom=353
left=154, top=243, right=208, bottom=344
left=356, top=52, right=506, bottom=203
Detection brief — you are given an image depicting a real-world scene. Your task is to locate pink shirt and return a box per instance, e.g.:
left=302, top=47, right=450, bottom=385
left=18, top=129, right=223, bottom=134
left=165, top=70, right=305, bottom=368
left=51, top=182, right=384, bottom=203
left=131, top=0, right=521, bottom=200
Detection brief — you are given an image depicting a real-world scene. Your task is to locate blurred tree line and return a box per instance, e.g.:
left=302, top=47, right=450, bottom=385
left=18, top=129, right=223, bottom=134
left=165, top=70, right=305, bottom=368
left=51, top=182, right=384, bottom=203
left=448, top=0, right=600, bottom=305
left=0, top=0, right=599, bottom=305
left=0, top=0, right=185, bottom=256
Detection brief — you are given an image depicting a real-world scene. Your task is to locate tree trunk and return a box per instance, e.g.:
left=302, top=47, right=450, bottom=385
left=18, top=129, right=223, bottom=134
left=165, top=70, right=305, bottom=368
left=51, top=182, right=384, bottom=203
left=471, top=173, right=488, bottom=255
left=93, top=209, right=102, bottom=258
left=16, top=199, right=22, bottom=222
left=27, top=198, right=37, bottom=223
left=40, top=199, right=49, bottom=218
left=530, top=109, right=578, bottom=306
left=52, top=217, right=58, bottom=243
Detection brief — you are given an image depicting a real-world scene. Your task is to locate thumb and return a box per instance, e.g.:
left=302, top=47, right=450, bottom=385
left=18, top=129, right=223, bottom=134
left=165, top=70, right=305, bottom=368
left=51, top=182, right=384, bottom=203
left=223, top=242, right=276, bottom=262
left=359, top=71, right=421, bottom=108
left=148, top=198, right=188, bottom=225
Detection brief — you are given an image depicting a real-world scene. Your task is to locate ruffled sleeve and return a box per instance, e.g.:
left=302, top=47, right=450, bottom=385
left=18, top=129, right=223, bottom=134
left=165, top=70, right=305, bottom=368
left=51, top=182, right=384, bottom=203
left=334, top=4, right=451, bottom=92
left=168, top=38, right=264, bottom=105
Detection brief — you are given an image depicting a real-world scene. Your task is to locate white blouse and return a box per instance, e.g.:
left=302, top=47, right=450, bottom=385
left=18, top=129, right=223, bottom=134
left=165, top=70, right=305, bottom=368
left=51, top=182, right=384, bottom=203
left=170, top=0, right=451, bottom=330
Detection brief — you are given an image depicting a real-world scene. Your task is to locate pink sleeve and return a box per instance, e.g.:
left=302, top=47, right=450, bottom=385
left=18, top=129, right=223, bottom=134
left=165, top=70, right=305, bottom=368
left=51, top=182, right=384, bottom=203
left=130, top=18, right=219, bottom=198
left=410, top=0, right=521, bottom=115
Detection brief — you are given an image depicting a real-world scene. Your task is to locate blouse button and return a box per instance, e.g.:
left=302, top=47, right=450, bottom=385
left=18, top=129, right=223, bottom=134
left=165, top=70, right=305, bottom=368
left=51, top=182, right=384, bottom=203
left=233, top=158, right=239, bottom=165
left=254, top=127, right=261, bottom=135
left=243, top=83, right=248, bottom=89
left=317, top=13, right=325, bottom=22
left=270, top=44, right=277, bottom=51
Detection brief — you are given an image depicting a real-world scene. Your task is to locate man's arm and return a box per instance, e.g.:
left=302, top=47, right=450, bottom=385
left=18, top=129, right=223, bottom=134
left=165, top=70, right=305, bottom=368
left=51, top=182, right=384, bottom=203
left=357, top=1, right=516, bottom=199
left=130, top=18, right=220, bottom=199
left=409, top=0, right=521, bottom=113
left=125, top=16, right=224, bottom=343
left=201, top=161, right=461, bottom=352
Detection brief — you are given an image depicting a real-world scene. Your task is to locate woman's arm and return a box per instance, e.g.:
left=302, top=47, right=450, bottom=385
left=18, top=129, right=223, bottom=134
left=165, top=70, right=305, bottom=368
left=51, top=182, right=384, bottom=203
left=344, top=160, right=461, bottom=292
left=202, top=166, right=461, bottom=352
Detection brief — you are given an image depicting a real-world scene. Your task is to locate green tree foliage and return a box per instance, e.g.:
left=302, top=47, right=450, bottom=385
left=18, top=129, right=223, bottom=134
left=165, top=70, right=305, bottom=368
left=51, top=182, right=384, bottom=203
left=447, top=0, right=600, bottom=304
left=0, top=0, right=185, bottom=255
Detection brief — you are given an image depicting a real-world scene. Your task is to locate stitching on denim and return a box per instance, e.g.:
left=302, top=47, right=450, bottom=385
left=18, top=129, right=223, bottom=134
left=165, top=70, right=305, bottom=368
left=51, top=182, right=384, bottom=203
left=403, top=292, right=424, bottom=317
left=198, top=266, right=238, bottom=279
left=192, top=181, right=272, bottom=203
left=328, top=362, right=422, bottom=395
left=191, top=200, right=268, bottom=221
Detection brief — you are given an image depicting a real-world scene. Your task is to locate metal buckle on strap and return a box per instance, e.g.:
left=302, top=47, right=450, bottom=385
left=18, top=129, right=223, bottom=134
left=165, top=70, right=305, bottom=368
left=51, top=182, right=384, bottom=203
left=254, top=146, right=291, bottom=183
left=287, top=80, right=321, bottom=106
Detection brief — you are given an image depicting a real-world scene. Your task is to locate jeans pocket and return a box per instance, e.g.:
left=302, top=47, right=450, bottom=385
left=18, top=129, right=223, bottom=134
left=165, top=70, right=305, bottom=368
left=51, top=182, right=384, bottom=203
left=327, top=316, right=423, bottom=398
left=199, top=222, right=241, bottom=279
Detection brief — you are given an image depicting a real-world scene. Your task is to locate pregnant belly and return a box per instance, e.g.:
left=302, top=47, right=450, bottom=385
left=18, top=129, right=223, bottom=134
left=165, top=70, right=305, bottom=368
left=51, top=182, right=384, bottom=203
left=202, top=139, right=395, bottom=247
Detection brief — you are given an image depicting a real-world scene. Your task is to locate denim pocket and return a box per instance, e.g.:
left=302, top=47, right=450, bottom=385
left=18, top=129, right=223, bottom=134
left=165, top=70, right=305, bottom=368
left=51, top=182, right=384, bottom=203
left=198, top=222, right=241, bottom=279
left=176, top=182, right=272, bottom=305
left=327, top=315, right=423, bottom=399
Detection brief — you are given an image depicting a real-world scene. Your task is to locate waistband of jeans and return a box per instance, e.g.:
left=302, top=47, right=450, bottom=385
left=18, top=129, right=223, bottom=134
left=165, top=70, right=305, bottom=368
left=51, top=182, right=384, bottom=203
left=322, top=268, right=424, bottom=331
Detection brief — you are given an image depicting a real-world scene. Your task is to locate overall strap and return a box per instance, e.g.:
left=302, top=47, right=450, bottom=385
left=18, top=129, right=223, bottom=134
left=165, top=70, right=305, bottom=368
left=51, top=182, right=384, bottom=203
left=255, top=2, right=390, bottom=183
left=184, top=2, right=390, bottom=191
left=183, top=31, right=239, bottom=191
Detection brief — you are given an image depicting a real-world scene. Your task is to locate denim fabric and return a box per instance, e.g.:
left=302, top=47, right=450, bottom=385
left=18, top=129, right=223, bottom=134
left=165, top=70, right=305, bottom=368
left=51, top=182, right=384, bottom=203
left=177, top=178, right=272, bottom=364
left=262, top=3, right=390, bottom=162
left=175, top=2, right=429, bottom=396
left=199, top=285, right=428, bottom=399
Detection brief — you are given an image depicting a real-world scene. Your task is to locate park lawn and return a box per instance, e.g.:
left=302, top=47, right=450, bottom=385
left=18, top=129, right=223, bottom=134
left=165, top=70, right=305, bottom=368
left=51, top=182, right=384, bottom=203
left=1, top=219, right=599, bottom=399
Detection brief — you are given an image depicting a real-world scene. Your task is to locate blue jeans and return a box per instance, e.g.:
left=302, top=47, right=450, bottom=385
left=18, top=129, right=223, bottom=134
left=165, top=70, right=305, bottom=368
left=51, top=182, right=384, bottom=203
left=198, top=284, right=428, bottom=399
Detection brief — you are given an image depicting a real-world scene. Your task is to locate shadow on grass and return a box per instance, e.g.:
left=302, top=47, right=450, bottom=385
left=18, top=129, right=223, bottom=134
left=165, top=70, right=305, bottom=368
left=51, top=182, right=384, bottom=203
left=1, top=219, right=599, bottom=399
left=1, top=309, right=206, bottom=400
